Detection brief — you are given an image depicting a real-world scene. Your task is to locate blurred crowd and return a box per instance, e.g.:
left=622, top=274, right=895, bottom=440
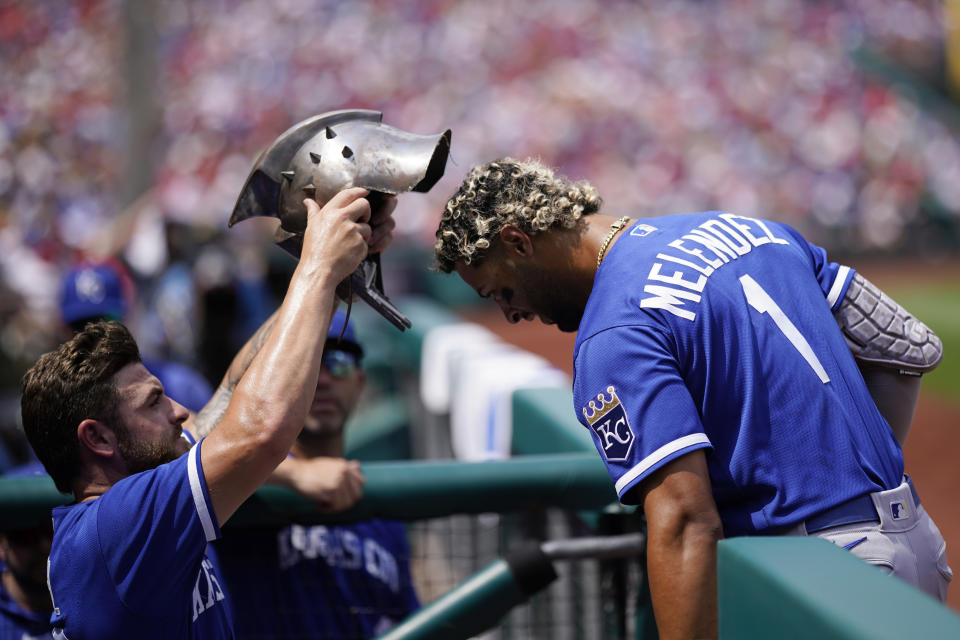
left=0, top=0, right=956, bottom=459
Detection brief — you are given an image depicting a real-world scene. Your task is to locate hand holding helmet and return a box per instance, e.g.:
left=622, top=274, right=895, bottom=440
left=300, top=188, right=373, bottom=286
left=230, top=110, right=452, bottom=330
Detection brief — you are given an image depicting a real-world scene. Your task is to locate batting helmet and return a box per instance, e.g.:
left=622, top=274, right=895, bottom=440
left=229, top=109, right=451, bottom=329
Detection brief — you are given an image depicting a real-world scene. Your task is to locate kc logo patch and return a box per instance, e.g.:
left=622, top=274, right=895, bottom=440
left=582, top=386, right=635, bottom=462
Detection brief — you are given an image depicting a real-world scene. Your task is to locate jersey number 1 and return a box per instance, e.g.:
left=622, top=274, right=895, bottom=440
left=739, top=274, right=830, bottom=383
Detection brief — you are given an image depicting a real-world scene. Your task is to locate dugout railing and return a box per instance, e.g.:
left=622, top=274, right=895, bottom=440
left=0, top=454, right=649, bottom=639
left=2, top=293, right=960, bottom=638
left=5, top=452, right=959, bottom=638
left=349, top=294, right=659, bottom=639
left=351, top=293, right=960, bottom=639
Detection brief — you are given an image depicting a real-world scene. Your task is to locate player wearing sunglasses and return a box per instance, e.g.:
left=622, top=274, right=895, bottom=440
left=214, top=310, right=420, bottom=639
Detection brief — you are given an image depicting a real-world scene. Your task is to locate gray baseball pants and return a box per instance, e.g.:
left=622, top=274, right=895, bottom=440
left=779, top=479, right=952, bottom=602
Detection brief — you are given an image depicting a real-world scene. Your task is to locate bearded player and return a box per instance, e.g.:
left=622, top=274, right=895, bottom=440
left=20, top=187, right=392, bottom=639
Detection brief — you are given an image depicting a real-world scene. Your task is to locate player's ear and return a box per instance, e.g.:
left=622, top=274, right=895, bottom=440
left=77, top=419, right=120, bottom=459
left=498, top=225, right=534, bottom=258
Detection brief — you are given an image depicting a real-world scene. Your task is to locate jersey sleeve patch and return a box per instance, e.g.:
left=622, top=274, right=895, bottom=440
left=582, top=385, right=635, bottom=462
left=574, top=324, right=713, bottom=506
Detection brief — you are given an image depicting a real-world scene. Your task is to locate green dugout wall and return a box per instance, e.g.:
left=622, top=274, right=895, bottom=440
left=1, top=295, right=959, bottom=637
left=720, top=537, right=960, bottom=639
left=354, top=295, right=960, bottom=638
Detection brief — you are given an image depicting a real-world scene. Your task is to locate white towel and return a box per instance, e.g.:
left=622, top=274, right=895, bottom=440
left=450, top=350, right=570, bottom=461
left=419, top=323, right=508, bottom=414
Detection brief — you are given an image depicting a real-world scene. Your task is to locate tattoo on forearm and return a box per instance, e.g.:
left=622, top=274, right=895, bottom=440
left=226, top=315, right=276, bottom=389
left=192, top=314, right=277, bottom=439
left=192, top=386, right=232, bottom=439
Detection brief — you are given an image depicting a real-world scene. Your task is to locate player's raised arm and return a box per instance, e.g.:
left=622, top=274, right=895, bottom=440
left=187, top=313, right=276, bottom=442
left=197, top=188, right=376, bottom=526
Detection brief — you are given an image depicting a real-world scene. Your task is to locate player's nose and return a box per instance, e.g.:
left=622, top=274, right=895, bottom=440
left=171, top=400, right=189, bottom=424
left=316, top=365, right=335, bottom=386
left=495, top=299, right=520, bottom=324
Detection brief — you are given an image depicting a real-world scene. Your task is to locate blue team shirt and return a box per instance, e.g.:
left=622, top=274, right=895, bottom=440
left=47, top=440, right=234, bottom=639
left=0, top=462, right=52, bottom=638
left=0, top=564, right=52, bottom=639
left=573, top=212, right=904, bottom=536
left=216, top=519, right=419, bottom=639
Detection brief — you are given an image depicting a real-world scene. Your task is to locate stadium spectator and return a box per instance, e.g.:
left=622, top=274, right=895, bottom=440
left=18, top=189, right=391, bottom=639
left=0, top=464, right=53, bottom=640
left=1, top=0, right=958, bottom=386
left=59, top=260, right=214, bottom=413
left=214, top=310, right=419, bottom=639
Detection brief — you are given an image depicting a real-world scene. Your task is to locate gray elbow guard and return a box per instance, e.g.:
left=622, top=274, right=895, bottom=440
left=835, top=272, right=943, bottom=374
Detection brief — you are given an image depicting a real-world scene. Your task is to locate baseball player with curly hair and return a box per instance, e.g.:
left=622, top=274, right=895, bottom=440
left=435, top=157, right=950, bottom=640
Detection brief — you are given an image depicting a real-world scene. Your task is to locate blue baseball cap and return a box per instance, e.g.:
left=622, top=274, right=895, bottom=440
left=326, top=310, right=363, bottom=357
left=60, top=263, right=128, bottom=325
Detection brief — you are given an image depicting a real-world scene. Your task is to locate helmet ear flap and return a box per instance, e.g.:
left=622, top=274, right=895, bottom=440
left=229, top=167, right=282, bottom=228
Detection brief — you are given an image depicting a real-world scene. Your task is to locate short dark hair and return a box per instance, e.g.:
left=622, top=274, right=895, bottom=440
left=20, top=321, right=141, bottom=494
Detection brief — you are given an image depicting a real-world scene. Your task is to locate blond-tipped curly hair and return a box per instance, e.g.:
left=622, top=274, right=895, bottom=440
left=433, top=158, right=602, bottom=273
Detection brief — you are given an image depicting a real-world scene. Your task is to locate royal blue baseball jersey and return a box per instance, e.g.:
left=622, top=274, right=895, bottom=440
left=573, top=212, right=904, bottom=536
left=0, top=565, right=52, bottom=639
left=47, top=440, right=234, bottom=639
left=216, top=519, right=419, bottom=639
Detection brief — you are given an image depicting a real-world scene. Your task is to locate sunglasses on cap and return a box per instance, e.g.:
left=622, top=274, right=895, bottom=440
left=321, top=349, right=360, bottom=379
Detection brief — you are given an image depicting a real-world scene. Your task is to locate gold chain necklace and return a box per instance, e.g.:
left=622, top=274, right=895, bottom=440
left=596, top=216, right=630, bottom=268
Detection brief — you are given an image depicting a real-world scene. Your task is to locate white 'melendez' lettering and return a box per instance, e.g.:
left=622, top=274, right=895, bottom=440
left=700, top=220, right=751, bottom=255
left=640, top=214, right=794, bottom=321
left=656, top=252, right=715, bottom=277
left=749, top=216, right=790, bottom=245
left=668, top=239, right=723, bottom=269
left=342, top=531, right=362, bottom=569
left=685, top=229, right=738, bottom=262
left=647, top=262, right=707, bottom=292
left=192, top=575, right=204, bottom=622
left=719, top=213, right=770, bottom=247
left=640, top=285, right=701, bottom=321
